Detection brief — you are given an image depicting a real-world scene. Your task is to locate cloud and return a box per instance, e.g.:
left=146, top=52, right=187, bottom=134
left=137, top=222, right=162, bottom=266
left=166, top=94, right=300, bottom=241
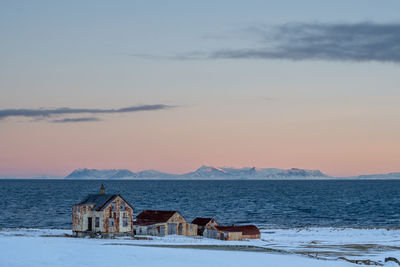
left=0, top=104, right=174, bottom=122
left=194, top=22, right=400, bottom=63
left=50, top=117, right=101, bottom=123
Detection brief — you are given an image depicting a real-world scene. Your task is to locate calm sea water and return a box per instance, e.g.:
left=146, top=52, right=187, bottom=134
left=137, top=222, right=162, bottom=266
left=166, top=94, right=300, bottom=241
left=1, top=179, right=400, bottom=229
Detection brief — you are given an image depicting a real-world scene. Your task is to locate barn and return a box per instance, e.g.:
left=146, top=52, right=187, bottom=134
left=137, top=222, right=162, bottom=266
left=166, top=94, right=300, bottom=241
left=72, top=184, right=134, bottom=237
left=133, top=210, right=197, bottom=236
left=213, top=225, right=261, bottom=241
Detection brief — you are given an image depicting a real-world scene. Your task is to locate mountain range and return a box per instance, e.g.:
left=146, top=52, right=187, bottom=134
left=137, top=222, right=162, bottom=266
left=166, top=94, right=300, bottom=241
left=65, top=166, right=331, bottom=179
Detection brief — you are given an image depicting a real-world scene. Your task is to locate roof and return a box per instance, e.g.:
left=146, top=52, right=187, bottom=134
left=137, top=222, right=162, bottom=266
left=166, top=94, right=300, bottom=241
left=192, top=217, right=215, bottom=226
left=76, top=193, right=133, bottom=211
left=135, top=210, right=178, bottom=224
left=216, top=225, right=260, bottom=236
left=132, top=221, right=157, bottom=226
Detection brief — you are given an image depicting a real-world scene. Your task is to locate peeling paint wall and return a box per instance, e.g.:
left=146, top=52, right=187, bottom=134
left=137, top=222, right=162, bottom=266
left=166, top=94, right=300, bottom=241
left=72, top=196, right=134, bottom=234
left=72, top=204, right=95, bottom=232
left=215, top=231, right=242, bottom=241
left=165, top=212, right=198, bottom=236
left=225, top=231, right=242, bottom=241
left=102, top=196, right=133, bottom=233
left=204, top=229, right=246, bottom=241
left=133, top=212, right=198, bottom=237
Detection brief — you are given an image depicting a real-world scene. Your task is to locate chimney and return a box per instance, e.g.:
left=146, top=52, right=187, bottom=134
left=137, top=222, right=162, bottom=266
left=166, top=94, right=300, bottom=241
left=100, top=184, right=105, bottom=195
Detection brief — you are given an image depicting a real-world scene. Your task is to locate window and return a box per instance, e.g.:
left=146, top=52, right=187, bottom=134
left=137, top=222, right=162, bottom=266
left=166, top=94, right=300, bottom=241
left=123, top=217, right=128, bottom=227
left=111, top=203, right=116, bottom=211
left=95, top=217, right=100, bottom=228
left=77, top=206, right=80, bottom=212
left=190, top=224, right=193, bottom=232
left=120, top=203, right=125, bottom=211
left=109, top=218, right=114, bottom=227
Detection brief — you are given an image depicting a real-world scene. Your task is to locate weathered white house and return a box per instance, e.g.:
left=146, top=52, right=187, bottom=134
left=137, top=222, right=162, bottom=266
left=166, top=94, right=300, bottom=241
left=133, top=210, right=198, bottom=236
left=72, top=184, right=134, bottom=237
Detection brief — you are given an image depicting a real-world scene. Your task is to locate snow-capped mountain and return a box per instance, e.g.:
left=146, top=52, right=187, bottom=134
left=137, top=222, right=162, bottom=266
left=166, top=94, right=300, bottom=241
left=354, top=172, right=400, bottom=179
left=65, top=169, right=121, bottom=179
left=65, top=166, right=330, bottom=179
left=136, top=170, right=175, bottom=178
left=109, top=169, right=137, bottom=179
left=259, top=168, right=328, bottom=178
left=182, top=166, right=328, bottom=179
left=183, top=166, right=232, bottom=178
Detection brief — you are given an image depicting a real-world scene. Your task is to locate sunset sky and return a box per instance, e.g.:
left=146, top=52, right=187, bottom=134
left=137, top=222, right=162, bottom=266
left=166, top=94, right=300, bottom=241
left=1, top=0, right=400, bottom=177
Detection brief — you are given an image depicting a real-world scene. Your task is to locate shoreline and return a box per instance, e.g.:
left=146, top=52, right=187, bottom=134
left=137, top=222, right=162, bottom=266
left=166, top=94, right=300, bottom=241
left=3, top=225, right=400, bottom=231
left=2, top=227, right=400, bottom=266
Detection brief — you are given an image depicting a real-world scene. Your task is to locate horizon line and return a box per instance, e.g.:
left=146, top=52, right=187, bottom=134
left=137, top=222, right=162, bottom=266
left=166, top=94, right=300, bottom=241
left=1, top=165, right=400, bottom=179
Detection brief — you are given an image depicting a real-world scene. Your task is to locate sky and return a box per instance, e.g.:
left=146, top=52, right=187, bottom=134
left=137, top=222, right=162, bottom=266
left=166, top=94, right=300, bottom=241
left=1, top=0, right=400, bottom=177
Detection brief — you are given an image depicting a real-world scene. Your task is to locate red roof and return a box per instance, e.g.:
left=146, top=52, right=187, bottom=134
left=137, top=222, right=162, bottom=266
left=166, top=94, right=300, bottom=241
left=135, top=210, right=178, bottom=224
left=132, top=221, right=157, bottom=226
left=216, top=225, right=260, bottom=235
left=192, top=217, right=215, bottom=226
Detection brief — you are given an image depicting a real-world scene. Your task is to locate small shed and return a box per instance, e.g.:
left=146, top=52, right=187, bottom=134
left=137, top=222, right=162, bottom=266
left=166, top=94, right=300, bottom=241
left=133, top=210, right=197, bottom=236
left=213, top=225, right=261, bottom=241
left=72, top=184, right=134, bottom=237
left=191, top=217, right=219, bottom=236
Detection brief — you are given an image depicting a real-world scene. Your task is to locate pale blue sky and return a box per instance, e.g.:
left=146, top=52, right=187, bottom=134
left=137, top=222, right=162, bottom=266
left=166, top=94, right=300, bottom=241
left=1, top=0, right=399, bottom=108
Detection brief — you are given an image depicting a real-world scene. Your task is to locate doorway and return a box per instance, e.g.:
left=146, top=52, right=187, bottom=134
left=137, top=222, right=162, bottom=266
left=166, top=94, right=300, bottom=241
left=87, top=217, right=92, bottom=231
left=178, top=223, right=183, bottom=235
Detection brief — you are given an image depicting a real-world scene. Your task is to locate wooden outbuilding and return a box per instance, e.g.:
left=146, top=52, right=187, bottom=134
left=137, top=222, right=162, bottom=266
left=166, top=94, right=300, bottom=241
left=191, top=217, right=219, bottom=236
left=72, top=184, right=134, bottom=237
left=133, top=210, right=197, bottom=236
left=205, top=225, right=261, bottom=241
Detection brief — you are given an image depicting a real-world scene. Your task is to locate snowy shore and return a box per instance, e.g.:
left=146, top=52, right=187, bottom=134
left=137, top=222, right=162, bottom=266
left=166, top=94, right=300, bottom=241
left=1, top=228, right=400, bottom=266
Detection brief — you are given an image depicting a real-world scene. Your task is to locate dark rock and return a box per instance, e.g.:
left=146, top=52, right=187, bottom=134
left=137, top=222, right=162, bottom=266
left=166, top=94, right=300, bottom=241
left=385, top=257, right=400, bottom=266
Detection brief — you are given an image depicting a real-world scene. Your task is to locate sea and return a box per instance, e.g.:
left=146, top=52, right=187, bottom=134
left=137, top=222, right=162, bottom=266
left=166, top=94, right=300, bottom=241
left=1, top=179, right=400, bottom=229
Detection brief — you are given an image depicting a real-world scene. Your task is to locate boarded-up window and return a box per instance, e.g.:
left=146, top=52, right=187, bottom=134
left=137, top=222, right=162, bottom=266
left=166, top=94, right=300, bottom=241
left=168, top=223, right=177, bottom=235
left=95, top=217, right=100, bottom=227
left=109, top=218, right=114, bottom=227
left=206, top=229, right=218, bottom=239
left=159, top=225, right=165, bottom=236
left=122, top=217, right=128, bottom=227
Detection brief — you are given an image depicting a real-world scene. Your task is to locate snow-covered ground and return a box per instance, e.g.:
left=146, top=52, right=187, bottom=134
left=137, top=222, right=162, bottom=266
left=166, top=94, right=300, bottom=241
left=1, top=228, right=400, bottom=266
left=262, top=228, right=400, bottom=263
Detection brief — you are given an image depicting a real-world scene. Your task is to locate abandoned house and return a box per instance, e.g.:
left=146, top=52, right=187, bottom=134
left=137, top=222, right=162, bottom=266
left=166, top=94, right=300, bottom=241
left=72, top=184, right=134, bottom=237
left=204, top=225, right=261, bottom=241
left=133, top=210, right=198, bottom=237
left=191, top=217, right=219, bottom=236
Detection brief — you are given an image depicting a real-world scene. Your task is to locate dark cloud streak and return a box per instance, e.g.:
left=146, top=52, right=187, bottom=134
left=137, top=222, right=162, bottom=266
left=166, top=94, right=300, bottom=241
left=200, top=22, right=400, bottom=63
left=50, top=117, right=101, bottom=123
left=0, top=104, right=174, bottom=121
